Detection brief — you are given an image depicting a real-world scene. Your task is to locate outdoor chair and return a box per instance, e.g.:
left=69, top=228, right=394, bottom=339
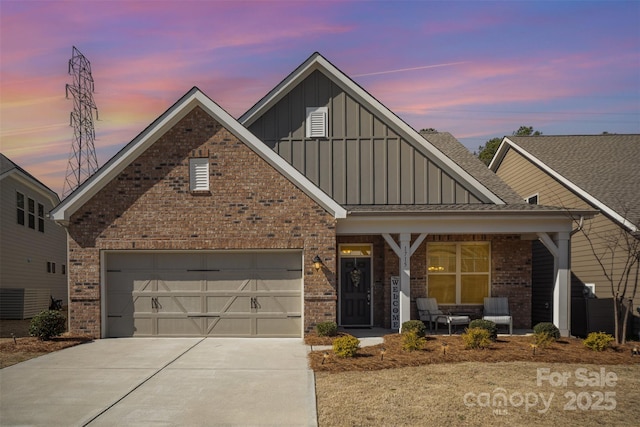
left=416, top=298, right=470, bottom=335
left=482, top=297, right=513, bottom=335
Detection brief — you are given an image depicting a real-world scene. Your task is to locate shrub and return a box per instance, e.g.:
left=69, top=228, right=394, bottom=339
left=401, top=320, right=426, bottom=337
left=29, top=310, right=66, bottom=340
left=332, top=335, right=360, bottom=358
left=583, top=332, right=614, bottom=352
left=532, top=331, right=555, bottom=349
left=402, top=330, right=426, bottom=352
left=315, top=321, right=338, bottom=337
left=462, top=327, right=492, bottom=349
left=468, top=319, right=498, bottom=341
left=533, top=322, right=560, bottom=340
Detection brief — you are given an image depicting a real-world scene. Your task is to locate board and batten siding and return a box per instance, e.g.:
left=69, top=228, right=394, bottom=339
left=0, top=176, right=68, bottom=312
left=496, top=148, right=640, bottom=312
left=248, top=70, right=483, bottom=205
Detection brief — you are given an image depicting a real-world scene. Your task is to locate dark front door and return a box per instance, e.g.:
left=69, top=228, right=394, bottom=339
left=340, top=258, right=371, bottom=326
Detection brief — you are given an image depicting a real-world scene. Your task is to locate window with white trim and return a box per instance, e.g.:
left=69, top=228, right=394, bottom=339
left=427, top=242, right=491, bottom=304
left=16, top=192, right=25, bottom=225
left=38, top=203, right=45, bottom=232
left=27, top=197, right=35, bottom=229
left=306, top=107, right=328, bottom=138
left=525, top=194, right=538, bottom=205
left=189, top=158, right=209, bottom=191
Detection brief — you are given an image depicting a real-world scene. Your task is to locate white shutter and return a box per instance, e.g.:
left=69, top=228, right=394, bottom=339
left=190, top=158, right=209, bottom=191
left=306, top=107, right=327, bottom=138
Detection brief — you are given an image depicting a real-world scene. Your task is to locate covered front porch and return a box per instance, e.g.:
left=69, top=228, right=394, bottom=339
left=335, top=207, right=588, bottom=337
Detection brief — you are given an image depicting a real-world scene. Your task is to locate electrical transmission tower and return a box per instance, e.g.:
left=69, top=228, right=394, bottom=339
left=63, top=46, right=99, bottom=198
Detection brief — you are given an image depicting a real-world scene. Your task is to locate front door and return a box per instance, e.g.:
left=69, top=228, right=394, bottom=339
left=340, top=258, right=371, bottom=326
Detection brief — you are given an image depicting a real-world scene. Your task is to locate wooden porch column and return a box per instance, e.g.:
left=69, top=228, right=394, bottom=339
left=538, top=232, right=571, bottom=336
left=383, top=233, right=428, bottom=332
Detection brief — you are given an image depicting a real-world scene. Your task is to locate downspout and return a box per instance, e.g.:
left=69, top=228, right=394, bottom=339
left=570, top=215, right=584, bottom=237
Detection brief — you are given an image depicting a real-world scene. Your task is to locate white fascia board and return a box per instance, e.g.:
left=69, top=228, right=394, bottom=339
left=1, top=169, right=60, bottom=206
left=51, top=88, right=202, bottom=224
left=488, top=138, right=510, bottom=171
left=336, top=213, right=574, bottom=235
left=240, top=53, right=322, bottom=126
left=195, top=92, right=347, bottom=219
left=495, top=137, right=638, bottom=233
left=241, top=53, right=504, bottom=205
left=51, top=88, right=346, bottom=224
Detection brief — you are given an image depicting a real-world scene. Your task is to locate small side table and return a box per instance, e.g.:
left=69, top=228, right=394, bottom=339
left=435, top=315, right=471, bottom=335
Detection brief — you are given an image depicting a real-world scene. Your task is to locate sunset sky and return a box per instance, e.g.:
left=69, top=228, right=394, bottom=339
left=1, top=0, right=639, bottom=197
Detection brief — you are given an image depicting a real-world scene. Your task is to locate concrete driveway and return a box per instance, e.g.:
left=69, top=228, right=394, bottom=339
left=0, top=338, right=317, bottom=426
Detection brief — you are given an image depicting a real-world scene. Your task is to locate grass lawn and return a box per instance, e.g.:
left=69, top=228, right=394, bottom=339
left=3, top=318, right=639, bottom=426
left=309, top=333, right=640, bottom=426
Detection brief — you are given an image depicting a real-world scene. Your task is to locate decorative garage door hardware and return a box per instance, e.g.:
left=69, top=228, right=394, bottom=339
left=106, top=252, right=302, bottom=337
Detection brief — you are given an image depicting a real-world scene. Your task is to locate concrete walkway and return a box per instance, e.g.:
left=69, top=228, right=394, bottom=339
left=0, top=338, right=317, bottom=426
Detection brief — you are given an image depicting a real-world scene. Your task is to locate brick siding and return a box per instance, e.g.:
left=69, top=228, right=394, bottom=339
left=65, top=107, right=535, bottom=337
left=66, top=106, right=337, bottom=337
left=334, top=234, right=532, bottom=330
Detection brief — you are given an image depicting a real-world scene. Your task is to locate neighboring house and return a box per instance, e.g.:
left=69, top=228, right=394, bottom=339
left=490, top=135, right=640, bottom=337
left=51, top=53, right=590, bottom=338
left=0, top=154, right=67, bottom=319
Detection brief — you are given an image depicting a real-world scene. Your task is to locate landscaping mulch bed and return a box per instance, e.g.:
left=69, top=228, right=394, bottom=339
left=307, top=333, right=640, bottom=372
left=0, top=317, right=93, bottom=368
left=0, top=335, right=93, bottom=368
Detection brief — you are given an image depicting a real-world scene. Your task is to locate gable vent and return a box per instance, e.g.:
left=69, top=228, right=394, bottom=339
left=306, top=107, right=328, bottom=138
left=189, top=158, right=209, bottom=191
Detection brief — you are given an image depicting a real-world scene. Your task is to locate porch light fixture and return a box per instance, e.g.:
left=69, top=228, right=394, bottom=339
left=312, top=255, right=324, bottom=271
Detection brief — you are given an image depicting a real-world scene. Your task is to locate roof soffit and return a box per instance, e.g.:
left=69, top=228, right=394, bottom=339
left=0, top=154, right=60, bottom=205
left=1, top=170, right=61, bottom=206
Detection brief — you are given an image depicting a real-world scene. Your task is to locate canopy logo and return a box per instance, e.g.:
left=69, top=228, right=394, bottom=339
left=463, top=367, right=618, bottom=415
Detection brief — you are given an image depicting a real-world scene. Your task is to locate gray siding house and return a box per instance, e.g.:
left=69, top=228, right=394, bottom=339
left=490, top=135, right=640, bottom=337
left=0, top=154, right=67, bottom=318
left=52, top=53, right=590, bottom=338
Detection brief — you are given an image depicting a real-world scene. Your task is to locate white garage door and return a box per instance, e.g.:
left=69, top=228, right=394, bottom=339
left=105, top=251, right=302, bottom=337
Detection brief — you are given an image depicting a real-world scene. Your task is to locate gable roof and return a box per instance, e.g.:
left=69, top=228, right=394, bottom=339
left=421, top=132, right=523, bottom=204
left=51, top=87, right=347, bottom=224
left=489, top=134, right=640, bottom=232
left=0, top=153, right=60, bottom=206
left=240, top=52, right=506, bottom=205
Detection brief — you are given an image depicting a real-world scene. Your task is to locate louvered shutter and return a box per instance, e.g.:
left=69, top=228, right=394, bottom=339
left=306, top=107, right=327, bottom=138
left=189, top=158, right=209, bottom=191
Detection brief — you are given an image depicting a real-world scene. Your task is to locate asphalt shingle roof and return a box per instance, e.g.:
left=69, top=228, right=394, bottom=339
left=506, top=134, right=640, bottom=227
left=420, top=131, right=524, bottom=204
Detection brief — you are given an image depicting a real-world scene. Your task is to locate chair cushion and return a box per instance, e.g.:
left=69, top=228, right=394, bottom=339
left=483, top=315, right=512, bottom=325
left=445, top=316, right=470, bottom=325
